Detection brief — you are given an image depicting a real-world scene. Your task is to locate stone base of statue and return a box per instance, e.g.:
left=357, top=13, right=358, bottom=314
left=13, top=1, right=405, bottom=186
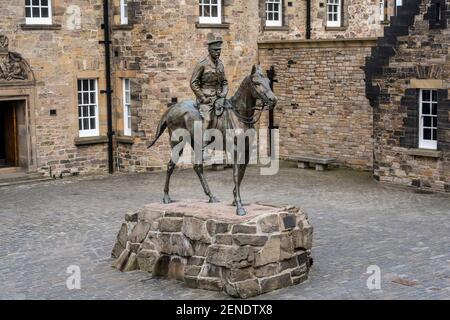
left=111, top=200, right=314, bottom=298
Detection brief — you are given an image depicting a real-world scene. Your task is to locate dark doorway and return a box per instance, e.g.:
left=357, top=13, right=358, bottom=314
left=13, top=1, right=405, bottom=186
left=0, top=101, right=23, bottom=168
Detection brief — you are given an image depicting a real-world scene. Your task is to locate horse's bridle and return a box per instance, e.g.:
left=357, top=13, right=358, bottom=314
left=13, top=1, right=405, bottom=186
left=231, top=76, right=272, bottom=125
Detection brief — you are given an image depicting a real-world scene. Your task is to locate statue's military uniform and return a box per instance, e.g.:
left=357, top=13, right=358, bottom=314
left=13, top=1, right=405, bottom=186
left=190, top=49, right=228, bottom=129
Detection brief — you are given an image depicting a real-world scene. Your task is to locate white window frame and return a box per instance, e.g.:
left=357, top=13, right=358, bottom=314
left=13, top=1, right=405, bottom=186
left=395, top=0, right=403, bottom=15
left=120, top=0, right=128, bottom=25
left=266, top=0, right=283, bottom=27
left=78, top=79, right=100, bottom=138
left=327, top=0, right=342, bottom=27
left=25, top=0, right=52, bottom=25
left=379, top=0, right=386, bottom=22
left=123, top=79, right=132, bottom=136
left=199, top=0, right=222, bottom=24
left=419, top=89, right=438, bottom=150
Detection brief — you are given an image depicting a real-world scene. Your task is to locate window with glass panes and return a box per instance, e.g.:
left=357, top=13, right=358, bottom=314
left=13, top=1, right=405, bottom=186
left=25, top=0, right=52, bottom=25
left=123, top=79, right=132, bottom=136
left=419, top=89, right=438, bottom=149
left=77, top=79, right=99, bottom=137
left=120, top=0, right=128, bottom=25
left=327, top=0, right=341, bottom=27
left=266, top=0, right=282, bottom=27
left=199, top=0, right=222, bottom=24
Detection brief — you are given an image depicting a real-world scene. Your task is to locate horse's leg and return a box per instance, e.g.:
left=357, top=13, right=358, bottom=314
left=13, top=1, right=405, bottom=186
left=163, top=159, right=176, bottom=204
left=232, top=147, right=247, bottom=216
left=193, top=163, right=220, bottom=203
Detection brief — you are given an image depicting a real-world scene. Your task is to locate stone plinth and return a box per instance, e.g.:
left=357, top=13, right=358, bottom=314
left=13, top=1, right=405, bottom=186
left=111, top=200, right=314, bottom=298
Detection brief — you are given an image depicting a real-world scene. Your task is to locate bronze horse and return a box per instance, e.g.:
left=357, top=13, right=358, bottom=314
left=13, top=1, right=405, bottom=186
left=147, top=65, right=277, bottom=216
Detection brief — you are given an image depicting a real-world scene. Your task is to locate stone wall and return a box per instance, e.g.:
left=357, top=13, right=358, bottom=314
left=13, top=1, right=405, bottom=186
left=258, top=39, right=375, bottom=170
left=114, top=0, right=387, bottom=172
left=369, top=0, right=450, bottom=192
left=0, top=0, right=109, bottom=176
left=0, top=0, right=411, bottom=176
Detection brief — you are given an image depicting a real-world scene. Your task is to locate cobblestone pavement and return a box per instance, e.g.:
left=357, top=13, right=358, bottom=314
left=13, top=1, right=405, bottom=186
left=0, top=162, right=449, bottom=300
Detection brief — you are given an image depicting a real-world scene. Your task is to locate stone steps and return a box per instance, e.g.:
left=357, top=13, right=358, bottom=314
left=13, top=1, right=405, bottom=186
left=0, top=171, right=52, bottom=187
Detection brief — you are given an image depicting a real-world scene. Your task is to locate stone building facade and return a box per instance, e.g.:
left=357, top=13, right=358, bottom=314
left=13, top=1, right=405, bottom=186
left=0, top=1, right=448, bottom=193
left=365, top=0, right=450, bottom=192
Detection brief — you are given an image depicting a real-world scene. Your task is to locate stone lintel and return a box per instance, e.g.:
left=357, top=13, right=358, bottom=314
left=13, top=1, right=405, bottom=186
left=409, top=79, right=446, bottom=89
left=258, top=38, right=378, bottom=49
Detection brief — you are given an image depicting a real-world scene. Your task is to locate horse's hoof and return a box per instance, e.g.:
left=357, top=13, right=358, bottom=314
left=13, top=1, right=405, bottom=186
left=209, top=196, right=220, bottom=203
left=236, top=207, right=247, bottom=216
left=163, top=195, right=173, bottom=204
left=232, top=200, right=237, bottom=206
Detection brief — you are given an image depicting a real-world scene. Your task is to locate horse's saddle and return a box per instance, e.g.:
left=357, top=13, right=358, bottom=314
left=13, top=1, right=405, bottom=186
left=194, top=98, right=231, bottom=117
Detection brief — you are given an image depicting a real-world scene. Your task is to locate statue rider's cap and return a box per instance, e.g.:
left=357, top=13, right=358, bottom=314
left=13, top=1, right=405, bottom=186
left=207, top=40, right=223, bottom=49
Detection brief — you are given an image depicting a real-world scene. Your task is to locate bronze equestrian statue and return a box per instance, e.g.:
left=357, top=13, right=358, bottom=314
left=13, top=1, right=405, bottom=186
left=148, top=41, right=277, bottom=216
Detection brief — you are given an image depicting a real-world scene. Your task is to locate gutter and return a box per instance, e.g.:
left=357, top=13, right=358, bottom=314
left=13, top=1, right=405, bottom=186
left=101, top=0, right=114, bottom=174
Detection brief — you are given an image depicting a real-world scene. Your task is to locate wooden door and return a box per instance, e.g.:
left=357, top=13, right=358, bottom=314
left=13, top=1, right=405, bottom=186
left=3, top=105, right=18, bottom=167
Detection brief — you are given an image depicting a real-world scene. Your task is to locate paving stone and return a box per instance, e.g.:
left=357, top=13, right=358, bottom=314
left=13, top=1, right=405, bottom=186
left=1, top=165, right=449, bottom=300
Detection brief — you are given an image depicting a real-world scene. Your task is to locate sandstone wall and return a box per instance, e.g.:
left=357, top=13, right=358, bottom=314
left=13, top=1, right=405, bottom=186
left=0, top=0, right=109, bottom=176
left=258, top=39, right=375, bottom=170
left=0, top=0, right=391, bottom=175
left=371, top=0, right=450, bottom=192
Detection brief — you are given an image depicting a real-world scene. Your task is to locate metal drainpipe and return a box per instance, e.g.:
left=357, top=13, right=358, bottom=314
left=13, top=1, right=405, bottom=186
left=306, top=0, right=311, bottom=39
left=101, top=0, right=114, bottom=174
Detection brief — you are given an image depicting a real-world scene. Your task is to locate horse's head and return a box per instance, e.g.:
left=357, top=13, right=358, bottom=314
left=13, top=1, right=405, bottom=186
left=249, top=64, right=278, bottom=110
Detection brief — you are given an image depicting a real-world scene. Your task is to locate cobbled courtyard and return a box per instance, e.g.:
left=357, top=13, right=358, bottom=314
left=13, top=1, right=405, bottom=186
left=0, top=162, right=449, bottom=300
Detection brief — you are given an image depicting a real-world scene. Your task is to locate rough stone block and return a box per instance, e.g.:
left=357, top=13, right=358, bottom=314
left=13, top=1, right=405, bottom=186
left=206, top=245, right=233, bottom=267
left=292, top=274, right=308, bottom=285
left=224, top=267, right=254, bottom=282
left=188, top=256, right=205, bottom=266
left=233, top=234, right=268, bottom=247
left=232, top=224, right=257, bottom=234
left=170, top=233, right=194, bottom=257
left=111, top=242, right=125, bottom=259
left=257, top=214, right=280, bottom=233
left=129, top=221, right=152, bottom=243
left=254, top=235, right=281, bottom=267
left=185, top=265, right=202, bottom=277
left=182, top=217, right=211, bottom=243
left=228, top=279, right=261, bottom=299
left=280, top=232, right=295, bottom=260
left=206, top=220, right=230, bottom=235
left=111, top=201, right=313, bottom=298
left=215, top=234, right=233, bottom=245
left=123, top=252, right=139, bottom=272
left=260, top=272, right=292, bottom=294
left=136, top=249, right=159, bottom=273
left=253, top=263, right=279, bottom=278
left=197, top=277, right=224, bottom=291
left=159, top=217, right=183, bottom=232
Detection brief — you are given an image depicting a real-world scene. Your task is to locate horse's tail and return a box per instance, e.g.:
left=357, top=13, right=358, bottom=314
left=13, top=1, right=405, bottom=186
left=147, top=109, right=170, bottom=149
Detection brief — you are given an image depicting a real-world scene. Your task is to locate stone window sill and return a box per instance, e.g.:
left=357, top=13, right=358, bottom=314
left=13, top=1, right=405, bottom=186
left=406, top=149, right=442, bottom=158
left=116, top=135, right=134, bottom=144
left=263, top=26, right=290, bottom=32
left=325, top=26, right=347, bottom=31
left=112, top=24, right=134, bottom=31
left=20, top=24, right=62, bottom=30
left=74, top=136, right=108, bottom=146
left=195, top=22, right=230, bottom=29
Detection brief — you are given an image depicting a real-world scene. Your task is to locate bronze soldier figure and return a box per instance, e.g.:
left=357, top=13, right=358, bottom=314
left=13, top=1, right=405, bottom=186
left=190, top=39, right=229, bottom=132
